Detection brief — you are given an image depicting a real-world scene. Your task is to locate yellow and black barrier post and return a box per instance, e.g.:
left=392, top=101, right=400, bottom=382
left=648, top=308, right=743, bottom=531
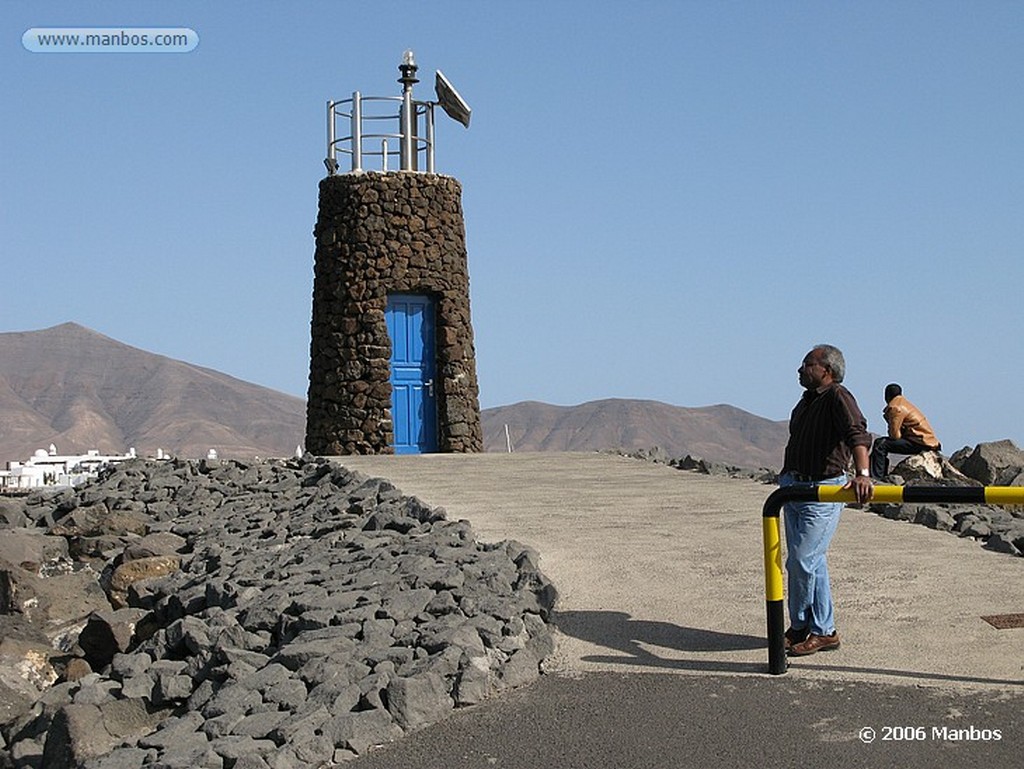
left=762, top=484, right=1024, bottom=675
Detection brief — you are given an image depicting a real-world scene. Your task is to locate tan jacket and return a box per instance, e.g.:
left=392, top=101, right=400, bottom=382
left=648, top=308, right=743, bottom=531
left=884, top=395, right=940, bottom=448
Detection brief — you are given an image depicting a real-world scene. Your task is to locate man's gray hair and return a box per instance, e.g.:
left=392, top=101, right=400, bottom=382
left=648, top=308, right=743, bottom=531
left=815, top=344, right=846, bottom=383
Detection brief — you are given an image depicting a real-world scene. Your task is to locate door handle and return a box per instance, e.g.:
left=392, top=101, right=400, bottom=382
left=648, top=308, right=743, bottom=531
left=425, top=379, right=434, bottom=396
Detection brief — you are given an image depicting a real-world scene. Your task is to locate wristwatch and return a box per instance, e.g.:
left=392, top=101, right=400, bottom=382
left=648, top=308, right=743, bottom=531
left=857, top=469, right=870, bottom=478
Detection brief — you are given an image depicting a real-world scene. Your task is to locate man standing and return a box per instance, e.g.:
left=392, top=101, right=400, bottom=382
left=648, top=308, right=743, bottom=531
left=870, top=383, right=941, bottom=480
left=780, top=344, right=873, bottom=656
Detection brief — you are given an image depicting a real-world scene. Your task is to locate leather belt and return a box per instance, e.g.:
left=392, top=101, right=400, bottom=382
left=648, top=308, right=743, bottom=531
left=788, top=472, right=825, bottom=482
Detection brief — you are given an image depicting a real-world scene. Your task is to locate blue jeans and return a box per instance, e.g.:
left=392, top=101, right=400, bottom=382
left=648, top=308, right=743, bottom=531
left=779, top=472, right=846, bottom=636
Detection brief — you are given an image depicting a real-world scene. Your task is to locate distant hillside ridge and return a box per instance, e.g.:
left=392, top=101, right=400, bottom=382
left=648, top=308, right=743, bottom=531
left=0, top=323, right=306, bottom=461
left=481, top=398, right=787, bottom=469
left=1, top=324, right=786, bottom=469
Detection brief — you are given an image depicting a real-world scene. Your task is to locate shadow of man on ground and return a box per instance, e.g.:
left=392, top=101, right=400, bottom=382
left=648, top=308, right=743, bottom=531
left=554, top=610, right=765, bottom=672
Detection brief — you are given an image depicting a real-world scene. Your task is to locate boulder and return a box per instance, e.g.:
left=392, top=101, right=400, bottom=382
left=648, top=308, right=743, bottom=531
left=913, top=505, right=956, bottom=531
left=121, top=531, right=187, bottom=561
left=40, top=703, right=123, bottom=769
left=77, top=609, right=152, bottom=672
left=0, top=529, right=68, bottom=569
left=1, top=561, right=111, bottom=635
left=48, top=503, right=148, bottom=539
left=985, top=531, right=1022, bottom=556
left=951, top=439, right=1024, bottom=485
left=0, top=499, right=28, bottom=529
left=0, top=623, right=59, bottom=728
left=890, top=452, right=976, bottom=485
left=386, top=672, right=453, bottom=731
left=670, top=453, right=777, bottom=483
left=106, top=555, right=181, bottom=609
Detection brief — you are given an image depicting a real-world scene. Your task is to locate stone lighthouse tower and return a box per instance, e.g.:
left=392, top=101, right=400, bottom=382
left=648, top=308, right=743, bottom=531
left=305, top=52, right=483, bottom=455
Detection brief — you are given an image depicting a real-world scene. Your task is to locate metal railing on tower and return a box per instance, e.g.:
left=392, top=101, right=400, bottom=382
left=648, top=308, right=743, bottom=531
left=325, top=50, right=471, bottom=175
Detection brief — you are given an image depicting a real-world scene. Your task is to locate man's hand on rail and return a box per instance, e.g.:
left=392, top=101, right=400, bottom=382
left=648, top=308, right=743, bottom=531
left=843, top=475, right=874, bottom=504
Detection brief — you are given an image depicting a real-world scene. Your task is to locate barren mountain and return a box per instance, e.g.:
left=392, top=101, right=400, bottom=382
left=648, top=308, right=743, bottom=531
left=0, top=323, right=306, bottom=461
left=483, top=399, right=787, bottom=469
left=1, top=324, right=787, bottom=468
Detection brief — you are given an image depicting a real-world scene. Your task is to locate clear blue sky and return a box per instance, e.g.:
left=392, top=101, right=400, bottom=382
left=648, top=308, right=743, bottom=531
left=3, top=1, right=1022, bottom=454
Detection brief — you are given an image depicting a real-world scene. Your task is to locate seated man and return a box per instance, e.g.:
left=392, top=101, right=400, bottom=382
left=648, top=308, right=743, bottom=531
left=870, top=383, right=941, bottom=479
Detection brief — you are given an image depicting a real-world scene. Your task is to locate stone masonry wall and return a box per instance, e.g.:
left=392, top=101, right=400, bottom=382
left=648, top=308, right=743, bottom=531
left=306, top=172, right=483, bottom=455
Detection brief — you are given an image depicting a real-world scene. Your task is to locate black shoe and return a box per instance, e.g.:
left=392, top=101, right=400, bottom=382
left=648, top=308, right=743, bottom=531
left=784, top=626, right=809, bottom=651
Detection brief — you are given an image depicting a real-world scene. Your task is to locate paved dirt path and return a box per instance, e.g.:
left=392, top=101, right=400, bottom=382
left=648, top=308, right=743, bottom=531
left=338, top=452, right=1024, bottom=690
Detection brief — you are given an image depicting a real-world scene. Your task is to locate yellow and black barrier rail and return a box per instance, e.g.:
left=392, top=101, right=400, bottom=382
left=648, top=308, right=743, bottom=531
left=762, top=484, right=1024, bottom=675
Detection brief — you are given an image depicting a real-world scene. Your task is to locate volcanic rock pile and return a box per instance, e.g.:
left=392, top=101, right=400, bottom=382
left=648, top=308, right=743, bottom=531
left=0, top=456, right=557, bottom=768
left=658, top=439, right=1024, bottom=556
left=869, top=440, right=1024, bottom=555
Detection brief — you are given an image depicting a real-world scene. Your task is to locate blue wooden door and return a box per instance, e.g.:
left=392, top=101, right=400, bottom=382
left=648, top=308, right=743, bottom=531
left=386, top=294, right=438, bottom=454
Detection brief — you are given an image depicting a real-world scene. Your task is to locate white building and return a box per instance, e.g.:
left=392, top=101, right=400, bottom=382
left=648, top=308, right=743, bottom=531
left=0, top=445, right=141, bottom=491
